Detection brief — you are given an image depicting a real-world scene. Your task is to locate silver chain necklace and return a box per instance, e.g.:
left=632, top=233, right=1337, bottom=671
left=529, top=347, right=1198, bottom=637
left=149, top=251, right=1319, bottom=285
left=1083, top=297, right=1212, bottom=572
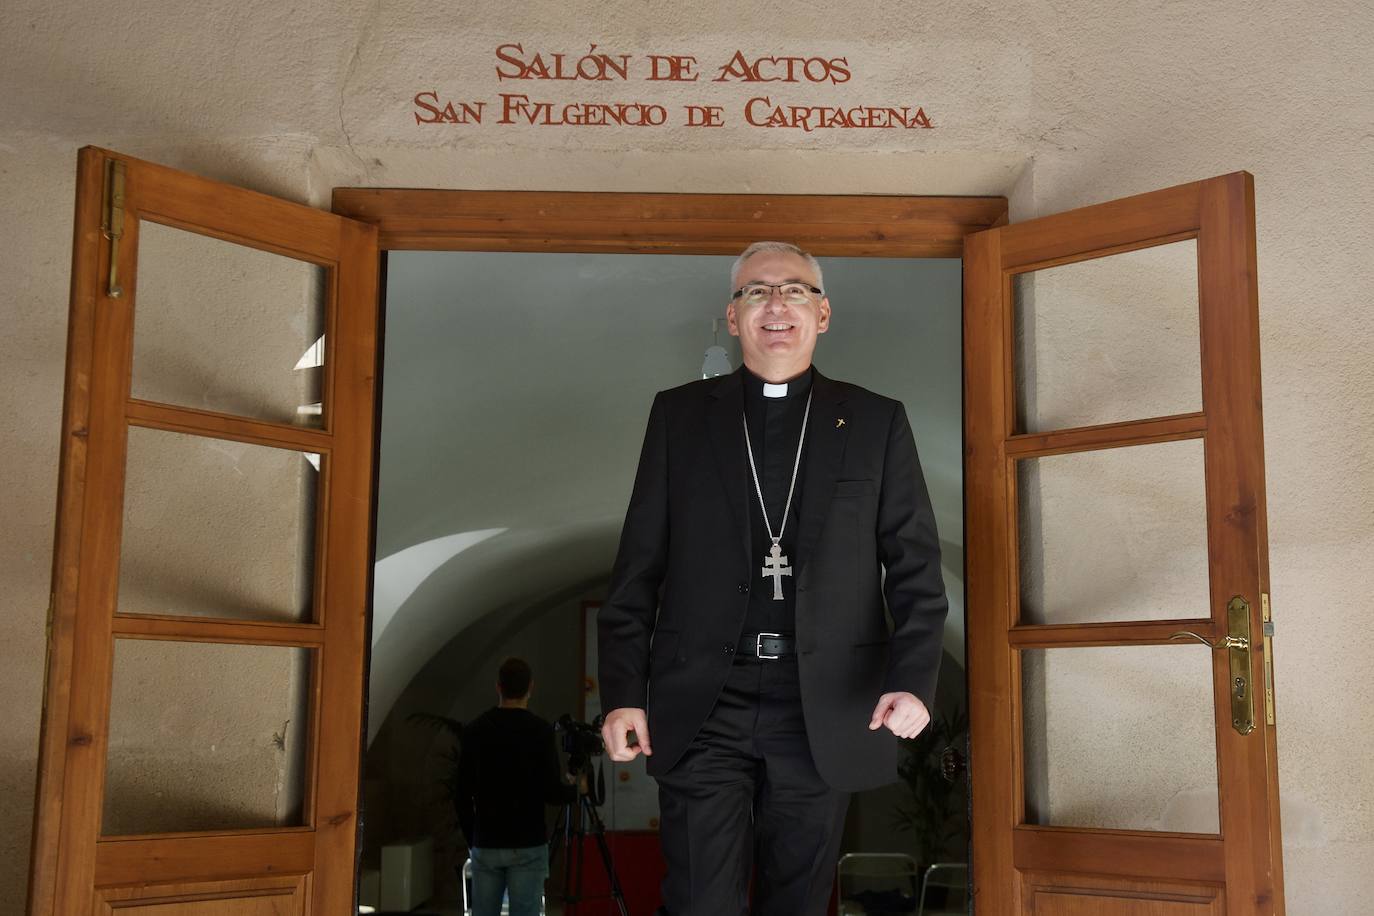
left=742, top=390, right=812, bottom=600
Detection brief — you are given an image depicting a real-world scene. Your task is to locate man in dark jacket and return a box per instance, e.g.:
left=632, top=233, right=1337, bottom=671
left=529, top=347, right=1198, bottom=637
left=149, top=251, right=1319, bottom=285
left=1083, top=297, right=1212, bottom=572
left=457, top=657, right=578, bottom=916
left=598, top=242, right=949, bottom=916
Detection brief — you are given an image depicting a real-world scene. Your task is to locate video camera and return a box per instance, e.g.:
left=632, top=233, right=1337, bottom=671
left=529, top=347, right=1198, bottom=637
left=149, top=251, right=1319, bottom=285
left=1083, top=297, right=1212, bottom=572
left=553, top=713, right=606, bottom=773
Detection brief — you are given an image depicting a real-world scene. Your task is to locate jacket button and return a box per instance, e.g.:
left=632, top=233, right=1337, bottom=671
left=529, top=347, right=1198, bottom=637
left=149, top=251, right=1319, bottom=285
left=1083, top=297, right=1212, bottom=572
left=723, top=645, right=735, bottom=654
left=737, top=582, right=749, bottom=594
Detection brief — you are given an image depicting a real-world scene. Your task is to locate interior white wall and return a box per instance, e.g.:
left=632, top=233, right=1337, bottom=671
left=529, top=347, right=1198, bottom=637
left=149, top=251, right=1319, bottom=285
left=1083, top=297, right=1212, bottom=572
left=2, top=0, right=1371, bottom=909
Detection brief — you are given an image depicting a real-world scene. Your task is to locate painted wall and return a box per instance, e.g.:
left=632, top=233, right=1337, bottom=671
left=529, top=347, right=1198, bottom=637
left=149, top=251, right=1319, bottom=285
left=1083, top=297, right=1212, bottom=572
left=2, top=0, right=1371, bottom=910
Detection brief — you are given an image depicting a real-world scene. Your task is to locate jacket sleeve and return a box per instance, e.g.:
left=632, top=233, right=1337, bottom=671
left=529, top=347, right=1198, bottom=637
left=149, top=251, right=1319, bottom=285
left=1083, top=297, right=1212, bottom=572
left=875, top=401, right=949, bottom=709
left=597, top=392, right=670, bottom=712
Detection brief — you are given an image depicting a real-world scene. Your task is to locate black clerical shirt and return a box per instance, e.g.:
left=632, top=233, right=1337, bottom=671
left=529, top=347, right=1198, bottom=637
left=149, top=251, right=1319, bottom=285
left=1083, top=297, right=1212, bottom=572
left=741, top=366, right=813, bottom=639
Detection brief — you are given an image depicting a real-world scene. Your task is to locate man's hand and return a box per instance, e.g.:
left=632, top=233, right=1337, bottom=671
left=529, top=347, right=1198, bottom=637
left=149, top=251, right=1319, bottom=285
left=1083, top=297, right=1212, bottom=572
left=601, top=707, right=652, bottom=761
left=868, top=692, right=930, bottom=739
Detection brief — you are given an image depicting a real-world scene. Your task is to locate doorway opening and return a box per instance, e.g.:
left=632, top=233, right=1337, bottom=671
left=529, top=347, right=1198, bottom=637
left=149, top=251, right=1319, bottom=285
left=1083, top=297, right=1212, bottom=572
left=359, top=246, right=970, bottom=914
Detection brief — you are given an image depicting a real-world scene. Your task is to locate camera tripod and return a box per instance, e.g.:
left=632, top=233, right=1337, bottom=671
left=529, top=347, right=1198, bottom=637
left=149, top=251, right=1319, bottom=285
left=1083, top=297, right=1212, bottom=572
left=547, top=762, right=629, bottom=916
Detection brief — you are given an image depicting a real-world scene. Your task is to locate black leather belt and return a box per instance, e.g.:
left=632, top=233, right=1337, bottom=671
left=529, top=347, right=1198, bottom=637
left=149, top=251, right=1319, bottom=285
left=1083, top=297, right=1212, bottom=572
left=737, top=632, right=797, bottom=659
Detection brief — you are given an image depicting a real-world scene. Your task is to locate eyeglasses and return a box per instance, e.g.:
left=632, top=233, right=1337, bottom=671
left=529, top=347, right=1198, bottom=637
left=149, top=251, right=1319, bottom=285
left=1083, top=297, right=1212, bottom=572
left=731, top=282, right=824, bottom=307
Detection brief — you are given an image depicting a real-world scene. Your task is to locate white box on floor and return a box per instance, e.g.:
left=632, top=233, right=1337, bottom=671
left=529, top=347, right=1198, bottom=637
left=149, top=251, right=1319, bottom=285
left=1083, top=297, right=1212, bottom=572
left=380, top=835, right=435, bottom=910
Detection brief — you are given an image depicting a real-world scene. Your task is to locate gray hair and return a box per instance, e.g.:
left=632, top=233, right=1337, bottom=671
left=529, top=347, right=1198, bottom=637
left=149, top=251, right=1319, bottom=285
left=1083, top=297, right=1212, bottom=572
left=730, top=241, right=825, bottom=293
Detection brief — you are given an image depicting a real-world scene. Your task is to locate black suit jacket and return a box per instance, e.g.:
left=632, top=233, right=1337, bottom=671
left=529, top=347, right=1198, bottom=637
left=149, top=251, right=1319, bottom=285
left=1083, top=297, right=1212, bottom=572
left=597, top=367, right=948, bottom=792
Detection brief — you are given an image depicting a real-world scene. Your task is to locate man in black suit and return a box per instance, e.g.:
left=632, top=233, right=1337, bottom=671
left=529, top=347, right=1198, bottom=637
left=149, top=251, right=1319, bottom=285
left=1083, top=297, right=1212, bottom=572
left=598, top=241, right=949, bottom=916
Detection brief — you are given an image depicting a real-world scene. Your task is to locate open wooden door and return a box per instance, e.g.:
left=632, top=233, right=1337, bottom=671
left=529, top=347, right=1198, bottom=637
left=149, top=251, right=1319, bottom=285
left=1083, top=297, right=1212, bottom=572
left=28, top=148, right=379, bottom=914
left=964, top=172, right=1283, bottom=913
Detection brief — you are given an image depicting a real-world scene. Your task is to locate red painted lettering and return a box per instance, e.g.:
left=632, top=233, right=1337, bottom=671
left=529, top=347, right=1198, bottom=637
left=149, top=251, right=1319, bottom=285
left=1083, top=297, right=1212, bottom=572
left=683, top=104, right=724, bottom=127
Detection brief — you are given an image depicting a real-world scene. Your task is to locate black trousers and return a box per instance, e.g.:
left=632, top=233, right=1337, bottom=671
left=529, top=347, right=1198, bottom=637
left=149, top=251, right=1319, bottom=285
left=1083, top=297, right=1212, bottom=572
left=654, top=654, right=851, bottom=916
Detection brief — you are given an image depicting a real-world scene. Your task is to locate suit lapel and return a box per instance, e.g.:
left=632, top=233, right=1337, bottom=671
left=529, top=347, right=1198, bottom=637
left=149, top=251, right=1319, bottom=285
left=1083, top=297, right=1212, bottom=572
left=795, top=369, right=849, bottom=578
left=706, top=369, right=752, bottom=566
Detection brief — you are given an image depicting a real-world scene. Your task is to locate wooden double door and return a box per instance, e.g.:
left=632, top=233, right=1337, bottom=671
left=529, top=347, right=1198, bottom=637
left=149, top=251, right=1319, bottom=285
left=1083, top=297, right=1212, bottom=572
left=28, top=148, right=1283, bottom=913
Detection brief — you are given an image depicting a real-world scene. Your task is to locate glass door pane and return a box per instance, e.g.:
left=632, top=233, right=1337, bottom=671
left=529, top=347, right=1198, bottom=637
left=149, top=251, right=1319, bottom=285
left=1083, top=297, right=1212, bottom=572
left=1022, top=644, right=1219, bottom=833
left=1014, top=238, right=1201, bottom=433
left=132, top=220, right=328, bottom=426
left=1017, top=439, right=1209, bottom=626
left=102, top=639, right=313, bottom=835
left=118, top=426, right=321, bottom=623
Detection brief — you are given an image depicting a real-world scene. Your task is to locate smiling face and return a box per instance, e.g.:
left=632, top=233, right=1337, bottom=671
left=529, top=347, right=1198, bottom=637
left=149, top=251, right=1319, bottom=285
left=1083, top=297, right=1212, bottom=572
left=726, top=250, right=831, bottom=382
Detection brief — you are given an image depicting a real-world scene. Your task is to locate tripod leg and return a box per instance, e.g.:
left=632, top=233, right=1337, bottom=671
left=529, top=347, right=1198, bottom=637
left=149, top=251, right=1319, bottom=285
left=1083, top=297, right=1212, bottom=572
left=562, top=802, right=578, bottom=913
left=572, top=796, right=587, bottom=912
left=583, top=795, right=630, bottom=916
left=548, top=804, right=568, bottom=862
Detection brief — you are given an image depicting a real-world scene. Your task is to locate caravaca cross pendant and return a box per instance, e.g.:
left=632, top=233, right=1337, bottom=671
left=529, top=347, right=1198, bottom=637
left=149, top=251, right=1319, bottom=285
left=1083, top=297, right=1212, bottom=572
left=761, top=542, right=793, bottom=600
left=742, top=389, right=813, bottom=603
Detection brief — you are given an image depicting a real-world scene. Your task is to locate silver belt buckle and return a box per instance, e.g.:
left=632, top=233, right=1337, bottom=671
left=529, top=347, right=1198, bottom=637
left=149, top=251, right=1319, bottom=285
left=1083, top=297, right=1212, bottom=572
left=756, top=631, right=783, bottom=660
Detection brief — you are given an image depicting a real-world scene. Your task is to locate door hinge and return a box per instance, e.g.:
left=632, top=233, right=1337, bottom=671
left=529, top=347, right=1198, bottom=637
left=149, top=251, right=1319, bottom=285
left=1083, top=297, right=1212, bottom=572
left=100, top=158, right=126, bottom=299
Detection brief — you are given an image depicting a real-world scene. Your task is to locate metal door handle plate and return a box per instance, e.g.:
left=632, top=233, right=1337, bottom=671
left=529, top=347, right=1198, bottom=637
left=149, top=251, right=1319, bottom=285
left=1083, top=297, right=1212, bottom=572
left=1168, top=596, right=1256, bottom=736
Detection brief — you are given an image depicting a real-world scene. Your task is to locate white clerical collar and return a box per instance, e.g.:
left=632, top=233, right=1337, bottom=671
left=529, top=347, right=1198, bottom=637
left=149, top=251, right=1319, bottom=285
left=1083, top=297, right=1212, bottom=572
left=762, top=381, right=788, bottom=398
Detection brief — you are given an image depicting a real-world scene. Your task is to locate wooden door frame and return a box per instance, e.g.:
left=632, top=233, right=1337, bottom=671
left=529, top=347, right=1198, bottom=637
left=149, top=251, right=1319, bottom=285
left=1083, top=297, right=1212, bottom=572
left=330, top=189, right=1007, bottom=256
left=329, top=186, right=1007, bottom=894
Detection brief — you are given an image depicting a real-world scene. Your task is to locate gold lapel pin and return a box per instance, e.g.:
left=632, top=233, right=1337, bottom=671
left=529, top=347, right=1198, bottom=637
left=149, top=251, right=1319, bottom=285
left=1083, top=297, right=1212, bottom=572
left=835, top=418, right=846, bottom=428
